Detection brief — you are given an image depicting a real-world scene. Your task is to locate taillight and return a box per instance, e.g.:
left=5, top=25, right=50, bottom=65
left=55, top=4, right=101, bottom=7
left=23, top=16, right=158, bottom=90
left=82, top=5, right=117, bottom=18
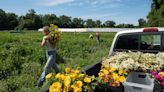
left=143, top=28, right=158, bottom=32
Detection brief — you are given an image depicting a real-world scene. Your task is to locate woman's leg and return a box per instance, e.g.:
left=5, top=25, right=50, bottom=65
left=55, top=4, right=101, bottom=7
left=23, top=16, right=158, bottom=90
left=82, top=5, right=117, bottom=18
left=51, top=51, right=59, bottom=73
left=37, top=55, right=53, bottom=86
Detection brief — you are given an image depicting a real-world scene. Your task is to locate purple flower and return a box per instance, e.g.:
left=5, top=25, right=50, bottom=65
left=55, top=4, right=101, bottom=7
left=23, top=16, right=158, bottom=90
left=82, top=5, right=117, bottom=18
left=151, top=70, right=158, bottom=76
left=155, top=74, right=163, bottom=81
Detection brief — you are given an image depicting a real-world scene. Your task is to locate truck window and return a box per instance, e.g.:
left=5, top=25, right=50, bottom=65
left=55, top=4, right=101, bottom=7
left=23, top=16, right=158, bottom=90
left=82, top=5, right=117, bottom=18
left=140, top=35, right=161, bottom=50
left=162, top=35, right=164, bottom=50
left=115, top=35, right=139, bottom=50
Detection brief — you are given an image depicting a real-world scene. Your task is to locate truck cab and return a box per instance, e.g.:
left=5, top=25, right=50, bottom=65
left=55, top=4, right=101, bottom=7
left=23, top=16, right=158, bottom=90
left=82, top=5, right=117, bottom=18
left=109, top=28, right=164, bottom=56
left=85, top=27, right=164, bottom=76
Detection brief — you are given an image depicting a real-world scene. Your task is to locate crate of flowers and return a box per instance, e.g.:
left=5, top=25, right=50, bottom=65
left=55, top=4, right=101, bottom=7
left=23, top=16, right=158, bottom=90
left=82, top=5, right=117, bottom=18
left=94, top=65, right=128, bottom=92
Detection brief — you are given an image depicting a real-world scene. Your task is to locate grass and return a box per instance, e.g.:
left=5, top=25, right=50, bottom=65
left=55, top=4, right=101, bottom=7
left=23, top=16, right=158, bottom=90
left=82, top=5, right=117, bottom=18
left=0, top=31, right=116, bottom=91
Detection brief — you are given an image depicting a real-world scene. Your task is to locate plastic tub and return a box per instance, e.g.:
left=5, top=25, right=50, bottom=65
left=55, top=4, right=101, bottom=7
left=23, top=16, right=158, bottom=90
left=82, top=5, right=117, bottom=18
left=123, top=72, right=154, bottom=92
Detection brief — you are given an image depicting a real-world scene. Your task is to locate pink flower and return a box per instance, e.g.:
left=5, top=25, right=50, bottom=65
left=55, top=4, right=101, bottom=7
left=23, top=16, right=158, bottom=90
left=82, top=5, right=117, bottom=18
left=151, top=70, right=158, bottom=76
left=155, top=74, right=163, bottom=81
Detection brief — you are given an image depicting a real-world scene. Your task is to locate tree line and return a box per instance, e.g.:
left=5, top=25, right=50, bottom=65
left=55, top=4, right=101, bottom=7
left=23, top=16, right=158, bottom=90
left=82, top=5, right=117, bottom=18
left=0, top=0, right=163, bottom=30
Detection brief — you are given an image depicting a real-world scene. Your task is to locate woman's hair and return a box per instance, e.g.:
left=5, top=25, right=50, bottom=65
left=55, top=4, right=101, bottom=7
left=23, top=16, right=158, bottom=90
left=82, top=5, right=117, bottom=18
left=43, top=26, right=49, bottom=32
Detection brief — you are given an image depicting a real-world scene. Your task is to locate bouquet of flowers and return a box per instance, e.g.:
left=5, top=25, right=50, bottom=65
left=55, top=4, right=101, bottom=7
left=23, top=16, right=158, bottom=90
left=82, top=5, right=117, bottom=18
left=49, top=24, right=61, bottom=43
left=46, top=67, right=95, bottom=92
left=151, top=70, right=164, bottom=86
left=98, top=65, right=128, bottom=87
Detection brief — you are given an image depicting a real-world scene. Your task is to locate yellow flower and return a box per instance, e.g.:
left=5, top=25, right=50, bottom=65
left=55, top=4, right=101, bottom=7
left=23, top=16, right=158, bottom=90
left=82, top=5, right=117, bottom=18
left=84, top=77, right=91, bottom=83
left=91, top=75, right=95, bottom=81
left=109, top=67, right=116, bottom=72
left=119, top=76, right=126, bottom=82
left=112, top=73, right=119, bottom=81
left=55, top=73, right=65, bottom=80
left=101, top=69, right=109, bottom=75
left=64, top=76, right=71, bottom=87
left=55, top=73, right=61, bottom=79
left=63, top=87, right=69, bottom=92
left=159, top=72, right=164, bottom=77
left=46, top=73, right=52, bottom=79
left=73, top=87, right=82, bottom=92
left=49, top=82, right=62, bottom=92
left=71, top=81, right=83, bottom=92
left=98, top=72, right=104, bottom=77
left=73, top=69, right=80, bottom=74
left=78, top=74, right=85, bottom=78
left=75, top=81, right=83, bottom=88
left=65, top=67, right=71, bottom=73
left=70, top=73, right=78, bottom=78
left=118, top=70, right=123, bottom=75
left=71, top=85, right=82, bottom=92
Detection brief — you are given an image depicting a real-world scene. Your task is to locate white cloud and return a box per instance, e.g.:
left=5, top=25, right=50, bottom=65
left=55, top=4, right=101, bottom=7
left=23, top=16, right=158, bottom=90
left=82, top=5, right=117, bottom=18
left=79, top=13, right=121, bottom=20
left=68, top=2, right=84, bottom=6
left=90, top=0, right=121, bottom=5
left=42, top=0, right=75, bottom=6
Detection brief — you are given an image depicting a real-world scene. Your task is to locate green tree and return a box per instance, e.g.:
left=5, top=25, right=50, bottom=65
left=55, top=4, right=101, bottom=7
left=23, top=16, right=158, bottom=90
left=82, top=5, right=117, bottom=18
left=59, top=15, right=72, bottom=28
left=104, top=20, right=115, bottom=27
left=42, top=14, right=59, bottom=26
left=116, top=24, right=134, bottom=28
left=95, top=20, right=101, bottom=27
left=6, top=13, right=18, bottom=30
left=85, top=19, right=95, bottom=28
left=71, top=18, right=84, bottom=28
left=147, top=0, right=164, bottom=27
left=138, top=18, right=146, bottom=27
left=17, top=9, right=42, bottom=30
left=0, top=9, right=8, bottom=30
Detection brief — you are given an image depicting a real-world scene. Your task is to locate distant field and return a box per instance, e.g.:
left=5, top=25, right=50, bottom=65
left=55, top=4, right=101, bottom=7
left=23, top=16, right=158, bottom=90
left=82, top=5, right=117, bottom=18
left=0, top=31, right=116, bottom=91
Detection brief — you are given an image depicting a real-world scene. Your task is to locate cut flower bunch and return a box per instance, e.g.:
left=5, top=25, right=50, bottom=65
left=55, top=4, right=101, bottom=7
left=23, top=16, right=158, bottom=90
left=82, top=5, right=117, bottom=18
left=151, top=70, right=164, bottom=86
left=49, top=24, right=61, bottom=43
left=46, top=67, right=95, bottom=92
left=98, top=65, right=128, bottom=87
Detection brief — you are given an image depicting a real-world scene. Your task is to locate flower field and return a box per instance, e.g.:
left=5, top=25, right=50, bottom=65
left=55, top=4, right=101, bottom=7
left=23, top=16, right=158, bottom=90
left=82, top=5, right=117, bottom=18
left=0, top=31, right=115, bottom=92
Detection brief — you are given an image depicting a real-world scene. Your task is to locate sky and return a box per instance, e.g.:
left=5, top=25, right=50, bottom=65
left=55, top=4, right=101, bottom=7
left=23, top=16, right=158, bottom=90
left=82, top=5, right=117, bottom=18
left=0, top=0, right=152, bottom=25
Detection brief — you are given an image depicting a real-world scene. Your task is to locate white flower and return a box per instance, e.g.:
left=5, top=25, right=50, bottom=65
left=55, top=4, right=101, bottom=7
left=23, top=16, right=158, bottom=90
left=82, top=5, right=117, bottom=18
left=102, top=52, right=164, bottom=71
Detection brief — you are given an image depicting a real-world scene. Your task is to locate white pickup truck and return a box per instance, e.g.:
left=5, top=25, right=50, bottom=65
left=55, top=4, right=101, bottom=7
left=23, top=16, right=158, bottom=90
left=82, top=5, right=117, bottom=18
left=85, top=27, right=164, bottom=76
left=85, top=27, right=164, bottom=92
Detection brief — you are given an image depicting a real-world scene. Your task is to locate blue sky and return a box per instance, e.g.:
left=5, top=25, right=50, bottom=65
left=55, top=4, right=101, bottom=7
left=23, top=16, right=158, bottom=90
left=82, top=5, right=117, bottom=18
left=0, top=0, right=152, bottom=25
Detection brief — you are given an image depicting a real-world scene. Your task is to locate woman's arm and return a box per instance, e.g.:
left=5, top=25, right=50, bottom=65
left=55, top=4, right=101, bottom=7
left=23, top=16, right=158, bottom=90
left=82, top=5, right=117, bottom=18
left=41, top=36, right=48, bottom=47
left=41, top=39, right=46, bottom=47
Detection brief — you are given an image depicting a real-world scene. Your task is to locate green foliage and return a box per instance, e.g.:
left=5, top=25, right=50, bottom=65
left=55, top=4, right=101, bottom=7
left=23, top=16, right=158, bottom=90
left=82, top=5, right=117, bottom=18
left=147, top=0, right=164, bottom=27
left=0, top=8, right=138, bottom=30
left=71, top=18, right=85, bottom=28
left=116, top=24, right=135, bottom=28
left=0, top=9, right=18, bottom=30
left=0, top=31, right=115, bottom=91
left=85, top=19, right=96, bottom=28
left=138, top=18, right=147, bottom=28
left=103, top=20, right=116, bottom=27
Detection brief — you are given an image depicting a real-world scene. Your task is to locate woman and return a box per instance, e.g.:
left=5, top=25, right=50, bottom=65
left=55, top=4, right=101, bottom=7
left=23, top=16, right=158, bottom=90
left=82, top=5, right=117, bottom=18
left=37, top=26, right=59, bottom=87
